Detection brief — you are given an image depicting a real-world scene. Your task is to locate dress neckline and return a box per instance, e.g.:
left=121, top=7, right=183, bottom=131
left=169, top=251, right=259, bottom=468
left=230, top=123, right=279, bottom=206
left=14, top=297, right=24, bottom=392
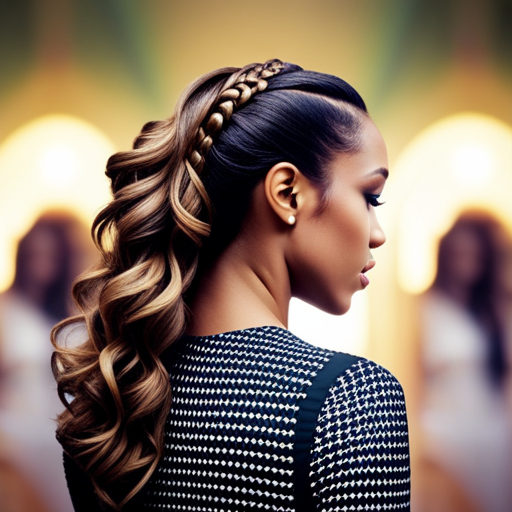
left=182, top=324, right=289, bottom=340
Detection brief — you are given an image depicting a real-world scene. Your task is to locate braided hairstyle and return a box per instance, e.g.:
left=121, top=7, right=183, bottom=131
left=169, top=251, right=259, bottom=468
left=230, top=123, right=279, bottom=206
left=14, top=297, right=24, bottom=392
left=51, top=59, right=368, bottom=509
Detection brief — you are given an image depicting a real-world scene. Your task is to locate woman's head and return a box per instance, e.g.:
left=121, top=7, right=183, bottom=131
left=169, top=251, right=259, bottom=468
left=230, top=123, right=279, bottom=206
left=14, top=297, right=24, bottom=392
left=187, top=60, right=386, bottom=313
left=187, top=60, right=370, bottom=253
left=434, top=212, right=503, bottom=301
left=169, top=59, right=387, bottom=315
left=13, top=212, right=85, bottom=320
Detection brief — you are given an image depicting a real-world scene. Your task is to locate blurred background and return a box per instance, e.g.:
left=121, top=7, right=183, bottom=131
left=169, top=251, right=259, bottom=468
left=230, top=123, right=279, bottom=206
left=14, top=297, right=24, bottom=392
left=1, top=0, right=512, bottom=511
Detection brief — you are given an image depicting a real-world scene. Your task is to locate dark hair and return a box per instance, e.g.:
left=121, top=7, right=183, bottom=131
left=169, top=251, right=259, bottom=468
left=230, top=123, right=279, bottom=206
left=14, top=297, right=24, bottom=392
left=202, top=65, right=368, bottom=254
left=52, top=60, right=370, bottom=509
left=434, top=211, right=508, bottom=386
left=13, top=212, right=79, bottom=320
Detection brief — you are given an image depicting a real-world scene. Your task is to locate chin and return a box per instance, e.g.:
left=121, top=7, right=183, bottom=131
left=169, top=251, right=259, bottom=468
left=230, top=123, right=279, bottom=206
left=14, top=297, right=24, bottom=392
left=329, top=301, right=352, bottom=316
left=293, top=287, right=353, bottom=316
left=313, top=295, right=353, bottom=316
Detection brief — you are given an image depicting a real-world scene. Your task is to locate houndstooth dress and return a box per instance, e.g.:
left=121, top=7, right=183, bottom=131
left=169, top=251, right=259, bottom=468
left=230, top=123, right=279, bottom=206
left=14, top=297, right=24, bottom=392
left=64, top=325, right=410, bottom=511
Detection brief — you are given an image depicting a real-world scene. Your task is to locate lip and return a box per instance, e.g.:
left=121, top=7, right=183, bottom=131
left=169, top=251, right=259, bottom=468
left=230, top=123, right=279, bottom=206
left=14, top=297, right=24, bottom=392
left=359, top=259, right=375, bottom=289
left=361, top=259, right=376, bottom=274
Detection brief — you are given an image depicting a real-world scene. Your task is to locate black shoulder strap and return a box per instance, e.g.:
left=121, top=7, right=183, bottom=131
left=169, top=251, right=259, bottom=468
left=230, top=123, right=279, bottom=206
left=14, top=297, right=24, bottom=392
left=292, top=352, right=359, bottom=512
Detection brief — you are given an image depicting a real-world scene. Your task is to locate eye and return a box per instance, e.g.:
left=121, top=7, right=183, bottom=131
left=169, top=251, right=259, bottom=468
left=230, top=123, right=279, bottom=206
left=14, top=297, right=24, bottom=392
left=365, top=193, right=385, bottom=207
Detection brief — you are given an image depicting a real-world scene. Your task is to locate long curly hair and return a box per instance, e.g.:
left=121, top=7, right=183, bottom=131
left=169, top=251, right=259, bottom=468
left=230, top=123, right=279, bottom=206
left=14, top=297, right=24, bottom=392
left=51, top=59, right=368, bottom=509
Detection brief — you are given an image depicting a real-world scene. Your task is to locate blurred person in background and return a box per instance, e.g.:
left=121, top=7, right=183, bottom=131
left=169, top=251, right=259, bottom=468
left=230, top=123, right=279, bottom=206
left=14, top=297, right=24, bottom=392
left=0, top=212, right=93, bottom=512
left=419, top=211, right=512, bottom=512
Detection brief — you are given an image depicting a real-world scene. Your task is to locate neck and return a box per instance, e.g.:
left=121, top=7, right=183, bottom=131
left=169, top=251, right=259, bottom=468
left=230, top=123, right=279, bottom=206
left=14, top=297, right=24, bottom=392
left=187, top=234, right=290, bottom=337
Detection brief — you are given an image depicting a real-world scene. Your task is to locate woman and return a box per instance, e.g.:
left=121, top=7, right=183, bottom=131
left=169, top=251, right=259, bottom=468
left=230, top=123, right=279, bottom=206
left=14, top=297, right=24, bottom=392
left=0, top=212, right=90, bottom=512
left=420, top=212, right=512, bottom=512
left=53, top=59, right=410, bottom=511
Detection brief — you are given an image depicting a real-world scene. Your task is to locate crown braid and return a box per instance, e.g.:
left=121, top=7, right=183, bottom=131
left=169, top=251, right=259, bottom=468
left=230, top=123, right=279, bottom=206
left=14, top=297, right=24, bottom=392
left=188, top=59, right=285, bottom=174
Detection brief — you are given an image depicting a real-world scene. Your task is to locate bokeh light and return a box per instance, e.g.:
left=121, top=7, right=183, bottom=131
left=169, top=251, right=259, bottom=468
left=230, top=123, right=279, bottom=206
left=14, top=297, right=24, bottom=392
left=390, top=113, right=512, bottom=294
left=0, top=114, right=115, bottom=291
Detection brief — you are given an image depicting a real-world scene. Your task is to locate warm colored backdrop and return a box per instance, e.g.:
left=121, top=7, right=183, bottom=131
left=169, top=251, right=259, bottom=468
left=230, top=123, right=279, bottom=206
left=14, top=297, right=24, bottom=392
left=1, top=1, right=512, bottom=511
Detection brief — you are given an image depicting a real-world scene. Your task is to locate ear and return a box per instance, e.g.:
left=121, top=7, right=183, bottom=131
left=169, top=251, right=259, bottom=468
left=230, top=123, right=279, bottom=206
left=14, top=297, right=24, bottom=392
left=263, top=162, right=311, bottom=225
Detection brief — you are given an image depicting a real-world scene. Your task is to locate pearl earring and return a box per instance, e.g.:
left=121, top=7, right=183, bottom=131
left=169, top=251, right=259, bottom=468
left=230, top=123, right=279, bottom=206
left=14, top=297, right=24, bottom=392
left=288, top=214, right=296, bottom=225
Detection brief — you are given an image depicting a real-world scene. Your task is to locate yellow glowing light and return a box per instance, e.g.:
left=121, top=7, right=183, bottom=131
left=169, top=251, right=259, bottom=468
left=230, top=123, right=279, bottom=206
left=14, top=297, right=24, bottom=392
left=40, top=144, right=80, bottom=186
left=451, top=143, right=494, bottom=186
left=390, top=113, right=512, bottom=295
left=0, top=115, right=116, bottom=292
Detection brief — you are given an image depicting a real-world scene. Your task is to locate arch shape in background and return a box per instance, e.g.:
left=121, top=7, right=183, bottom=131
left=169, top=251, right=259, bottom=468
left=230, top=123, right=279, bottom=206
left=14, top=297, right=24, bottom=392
left=384, top=113, right=512, bottom=295
left=0, top=114, right=115, bottom=291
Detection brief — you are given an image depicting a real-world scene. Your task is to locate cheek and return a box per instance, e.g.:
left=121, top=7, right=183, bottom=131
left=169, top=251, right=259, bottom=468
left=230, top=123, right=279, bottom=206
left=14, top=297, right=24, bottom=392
left=326, top=200, right=369, bottom=256
left=286, top=203, right=369, bottom=313
left=294, top=199, right=369, bottom=272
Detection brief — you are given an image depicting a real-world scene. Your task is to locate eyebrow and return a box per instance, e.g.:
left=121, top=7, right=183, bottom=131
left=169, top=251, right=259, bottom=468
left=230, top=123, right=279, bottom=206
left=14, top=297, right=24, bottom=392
left=367, top=167, right=389, bottom=179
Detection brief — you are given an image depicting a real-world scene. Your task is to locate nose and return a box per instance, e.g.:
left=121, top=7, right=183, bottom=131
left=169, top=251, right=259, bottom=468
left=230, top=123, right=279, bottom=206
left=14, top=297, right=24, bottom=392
left=369, top=209, right=386, bottom=249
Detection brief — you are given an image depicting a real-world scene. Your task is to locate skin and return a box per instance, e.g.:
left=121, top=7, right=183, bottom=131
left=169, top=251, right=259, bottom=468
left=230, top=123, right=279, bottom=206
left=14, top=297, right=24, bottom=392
left=187, top=115, right=388, bottom=336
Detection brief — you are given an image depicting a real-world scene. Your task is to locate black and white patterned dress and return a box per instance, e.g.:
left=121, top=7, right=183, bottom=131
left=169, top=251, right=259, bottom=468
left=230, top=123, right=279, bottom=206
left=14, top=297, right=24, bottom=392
left=65, top=326, right=410, bottom=511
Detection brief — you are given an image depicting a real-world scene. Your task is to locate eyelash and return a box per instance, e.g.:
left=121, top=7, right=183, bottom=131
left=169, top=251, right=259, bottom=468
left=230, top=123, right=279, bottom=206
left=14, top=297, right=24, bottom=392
left=365, top=194, right=384, bottom=207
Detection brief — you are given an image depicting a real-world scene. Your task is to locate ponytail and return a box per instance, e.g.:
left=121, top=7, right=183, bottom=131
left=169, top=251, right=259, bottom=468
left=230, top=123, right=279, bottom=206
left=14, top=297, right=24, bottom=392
left=52, top=60, right=287, bottom=509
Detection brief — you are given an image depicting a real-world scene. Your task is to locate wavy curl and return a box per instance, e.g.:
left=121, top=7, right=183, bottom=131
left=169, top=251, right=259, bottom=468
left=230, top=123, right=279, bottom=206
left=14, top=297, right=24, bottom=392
left=51, top=64, right=260, bottom=509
